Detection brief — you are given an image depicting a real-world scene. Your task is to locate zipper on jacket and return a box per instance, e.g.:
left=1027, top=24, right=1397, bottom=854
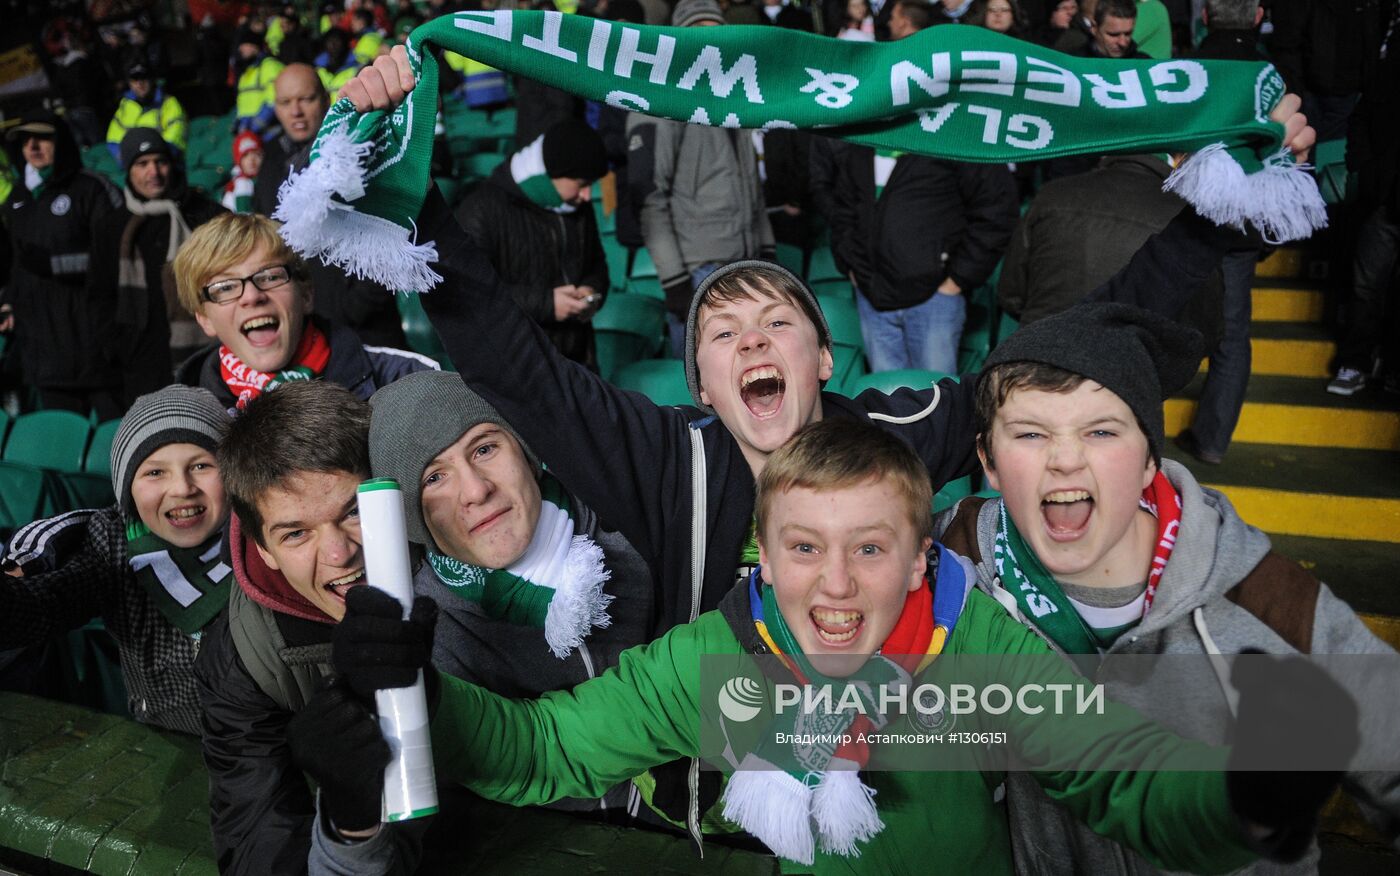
left=686, top=425, right=709, bottom=854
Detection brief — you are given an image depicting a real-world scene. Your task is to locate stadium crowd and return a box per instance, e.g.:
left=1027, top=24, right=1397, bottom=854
left=0, top=0, right=1397, bottom=874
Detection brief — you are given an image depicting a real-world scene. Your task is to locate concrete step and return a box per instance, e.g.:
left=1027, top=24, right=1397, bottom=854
left=1201, top=322, right=1335, bottom=379
left=1267, top=535, right=1400, bottom=617
left=1252, top=285, right=1325, bottom=323
left=1167, top=375, right=1400, bottom=451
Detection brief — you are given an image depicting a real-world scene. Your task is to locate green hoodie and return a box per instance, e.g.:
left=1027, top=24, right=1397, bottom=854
left=430, top=581, right=1257, bottom=874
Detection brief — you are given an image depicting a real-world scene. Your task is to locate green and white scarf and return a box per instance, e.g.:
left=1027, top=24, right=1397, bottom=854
left=126, top=521, right=233, bottom=635
left=276, top=13, right=1323, bottom=292
left=426, top=475, right=613, bottom=658
left=992, top=501, right=1101, bottom=655
left=509, top=134, right=573, bottom=213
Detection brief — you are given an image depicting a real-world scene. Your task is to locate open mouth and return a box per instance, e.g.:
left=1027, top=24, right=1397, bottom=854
left=740, top=365, right=786, bottom=418
left=810, top=607, right=863, bottom=646
left=1041, top=489, right=1093, bottom=541
left=240, top=314, right=280, bottom=347
left=165, top=504, right=207, bottom=529
left=323, top=568, right=365, bottom=602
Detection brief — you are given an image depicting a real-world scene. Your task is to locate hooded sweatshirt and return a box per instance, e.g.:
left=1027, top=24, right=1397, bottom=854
left=938, top=459, right=1400, bottom=875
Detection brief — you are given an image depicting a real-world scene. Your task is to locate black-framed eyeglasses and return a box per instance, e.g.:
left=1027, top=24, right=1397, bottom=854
left=202, top=265, right=294, bottom=305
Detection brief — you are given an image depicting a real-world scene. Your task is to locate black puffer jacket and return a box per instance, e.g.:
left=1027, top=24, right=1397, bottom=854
left=5, top=112, right=123, bottom=390
left=827, top=145, right=1018, bottom=311
left=453, top=163, right=609, bottom=368
left=1268, top=0, right=1386, bottom=96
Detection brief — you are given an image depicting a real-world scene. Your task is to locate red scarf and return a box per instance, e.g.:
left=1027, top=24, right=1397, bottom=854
left=1140, top=469, right=1182, bottom=614
left=229, top=512, right=337, bottom=624
left=219, top=322, right=331, bottom=411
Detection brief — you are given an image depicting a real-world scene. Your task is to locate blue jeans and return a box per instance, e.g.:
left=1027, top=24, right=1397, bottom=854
left=1190, top=248, right=1257, bottom=456
left=666, top=262, right=723, bottom=359
left=856, top=290, right=966, bottom=375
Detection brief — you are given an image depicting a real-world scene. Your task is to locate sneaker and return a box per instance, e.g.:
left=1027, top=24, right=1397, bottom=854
left=1327, top=368, right=1367, bottom=396
left=1173, top=429, right=1224, bottom=465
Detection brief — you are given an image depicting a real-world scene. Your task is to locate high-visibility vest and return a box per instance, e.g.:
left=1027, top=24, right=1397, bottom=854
left=351, top=30, right=386, bottom=65
left=444, top=52, right=509, bottom=108
left=236, top=56, right=285, bottom=124
left=266, top=16, right=286, bottom=56
left=106, top=91, right=188, bottom=153
left=317, top=61, right=361, bottom=105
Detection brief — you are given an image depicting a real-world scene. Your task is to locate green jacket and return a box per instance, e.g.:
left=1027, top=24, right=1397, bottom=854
left=431, top=581, right=1257, bottom=874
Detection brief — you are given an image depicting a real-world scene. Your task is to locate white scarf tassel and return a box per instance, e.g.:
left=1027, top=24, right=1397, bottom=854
left=811, top=763, right=884, bottom=856
left=542, top=533, right=614, bottom=659
left=722, top=758, right=818, bottom=865
left=1162, top=143, right=1328, bottom=244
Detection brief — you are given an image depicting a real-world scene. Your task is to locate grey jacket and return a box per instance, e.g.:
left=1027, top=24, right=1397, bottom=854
left=938, top=459, right=1400, bottom=875
left=625, top=113, right=773, bottom=308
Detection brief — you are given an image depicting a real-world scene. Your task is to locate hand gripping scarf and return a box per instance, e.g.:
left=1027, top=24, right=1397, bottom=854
left=276, top=14, right=1322, bottom=293
left=723, top=545, right=970, bottom=865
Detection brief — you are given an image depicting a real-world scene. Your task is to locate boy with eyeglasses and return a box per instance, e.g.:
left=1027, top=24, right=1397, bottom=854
left=171, top=212, right=436, bottom=413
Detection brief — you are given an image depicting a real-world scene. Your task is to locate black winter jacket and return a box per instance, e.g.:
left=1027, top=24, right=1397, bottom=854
left=827, top=146, right=1018, bottom=310
left=176, top=317, right=438, bottom=411
left=1268, top=0, right=1386, bottom=96
left=454, top=164, right=609, bottom=368
left=5, top=121, right=123, bottom=390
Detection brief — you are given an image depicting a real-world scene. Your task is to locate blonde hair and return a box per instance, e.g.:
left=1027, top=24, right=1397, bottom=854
left=172, top=212, right=309, bottom=316
left=755, top=418, right=933, bottom=545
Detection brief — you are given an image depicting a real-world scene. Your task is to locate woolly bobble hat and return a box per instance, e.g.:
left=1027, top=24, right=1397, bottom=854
left=541, top=118, right=608, bottom=182
left=232, top=131, right=263, bottom=166
left=673, top=0, right=726, bottom=26
left=683, top=260, right=832, bottom=413
left=368, top=371, right=541, bottom=548
left=119, top=127, right=173, bottom=172
left=979, top=302, right=1204, bottom=461
left=111, top=385, right=231, bottom=516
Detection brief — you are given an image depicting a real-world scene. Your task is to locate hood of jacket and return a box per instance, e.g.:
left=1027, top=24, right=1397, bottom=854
left=8, top=109, right=81, bottom=184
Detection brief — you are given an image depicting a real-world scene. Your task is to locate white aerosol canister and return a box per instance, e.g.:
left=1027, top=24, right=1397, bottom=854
left=355, top=477, right=439, bottom=822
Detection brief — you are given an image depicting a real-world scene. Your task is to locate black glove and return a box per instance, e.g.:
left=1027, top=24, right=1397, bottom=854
left=662, top=276, right=694, bottom=313
left=288, top=680, right=391, bottom=833
left=1225, top=649, right=1360, bottom=861
left=333, top=586, right=438, bottom=699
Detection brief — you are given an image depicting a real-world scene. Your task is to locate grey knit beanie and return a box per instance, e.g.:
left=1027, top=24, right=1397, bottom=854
left=672, top=0, right=725, bottom=26
left=683, top=260, right=833, bottom=413
left=980, top=302, right=1203, bottom=461
left=368, top=371, right=540, bottom=547
left=111, top=385, right=231, bottom=516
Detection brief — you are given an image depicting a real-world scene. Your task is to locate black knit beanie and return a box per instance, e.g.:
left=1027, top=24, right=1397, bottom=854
left=541, top=118, right=608, bottom=182
left=980, top=303, right=1203, bottom=461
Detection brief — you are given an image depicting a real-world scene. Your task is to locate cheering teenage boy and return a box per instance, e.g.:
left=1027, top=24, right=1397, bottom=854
left=324, top=417, right=1355, bottom=873
left=940, top=302, right=1400, bottom=873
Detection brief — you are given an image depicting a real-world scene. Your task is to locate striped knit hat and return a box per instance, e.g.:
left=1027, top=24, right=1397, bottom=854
left=111, top=385, right=231, bottom=516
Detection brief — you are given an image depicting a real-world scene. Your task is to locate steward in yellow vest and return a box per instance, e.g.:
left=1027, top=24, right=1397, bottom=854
left=106, top=64, right=187, bottom=159
left=232, top=28, right=284, bottom=137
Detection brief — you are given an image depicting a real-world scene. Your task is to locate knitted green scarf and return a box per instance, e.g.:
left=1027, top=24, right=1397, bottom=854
left=126, top=521, right=233, bottom=635
left=275, top=14, right=1322, bottom=292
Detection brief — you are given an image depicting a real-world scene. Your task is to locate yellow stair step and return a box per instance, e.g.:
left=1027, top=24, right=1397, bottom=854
left=1199, top=336, right=1335, bottom=378
left=1198, top=484, right=1400, bottom=543
left=1166, top=398, right=1400, bottom=451
left=1255, top=248, right=1304, bottom=280
left=1252, top=287, right=1324, bottom=323
left=1360, top=613, right=1400, bottom=650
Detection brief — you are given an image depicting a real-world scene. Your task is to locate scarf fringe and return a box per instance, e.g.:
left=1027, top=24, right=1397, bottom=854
left=542, top=533, right=614, bottom=659
left=274, top=129, right=442, bottom=292
left=811, top=766, right=884, bottom=857
left=1162, top=143, right=1328, bottom=244
left=722, top=758, right=817, bottom=865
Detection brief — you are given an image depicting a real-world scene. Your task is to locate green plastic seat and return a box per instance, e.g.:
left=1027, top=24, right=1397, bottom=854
left=774, top=243, right=805, bottom=276
left=629, top=246, right=658, bottom=279
left=462, top=152, right=506, bottom=179
left=807, top=246, right=843, bottom=282
left=933, top=477, right=974, bottom=514
left=592, top=295, right=665, bottom=381
left=848, top=369, right=955, bottom=396
left=0, top=408, right=10, bottom=454
left=86, top=419, right=121, bottom=475
left=61, top=472, right=116, bottom=510
left=5, top=410, right=91, bottom=472
left=0, top=461, right=67, bottom=537
left=809, top=277, right=853, bottom=302
left=612, top=359, right=693, bottom=408
left=816, top=296, right=867, bottom=394
left=593, top=198, right=616, bottom=235
left=623, top=277, right=665, bottom=301
left=601, top=236, right=630, bottom=288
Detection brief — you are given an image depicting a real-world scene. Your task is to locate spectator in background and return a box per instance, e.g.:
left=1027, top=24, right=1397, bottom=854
left=968, top=0, right=1029, bottom=36
left=40, top=17, right=107, bottom=148
left=171, top=213, right=434, bottom=412
left=512, top=1, right=584, bottom=151
left=1036, top=0, right=1078, bottom=46
left=725, top=0, right=768, bottom=24
left=455, top=119, right=611, bottom=370
left=124, top=21, right=170, bottom=84
left=1080, top=0, right=1146, bottom=57
left=194, top=15, right=233, bottom=116
left=627, top=0, right=774, bottom=356
left=106, top=62, right=187, bottom=160
left=1326, top=45, right=1400, bottom=396
left=223, top=132, right=263, bottom=215
left=1132, top=0, right=1173, bottom=58
left=837, top=0, right=878, bottom=39
left=275, top=6, right=318, bottom=64
left=592, top=0, right=648, bottom=254
left=315, top=28, right=361, bottom=104
left=90, top=129, right=227, bottom=407
left=931, top=0, right=978, bottom=25
left=1053, top=0, right=1097, bottom=51
left=1269, top=0, right=1385, bottom=142
left=232, top=27, right=285, bottom=139
left=1172, top=0, right=1268, bottom=461
left=350, top=7, right=388, bottom=64
left=827, top=0, right=1018, bottom=374
left=4, top=110, right=124, bottom=419
left=761, top=0, right=816, bottom=28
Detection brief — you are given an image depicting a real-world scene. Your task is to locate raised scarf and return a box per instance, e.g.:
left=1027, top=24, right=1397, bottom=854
left=118, top=186, right=194, bottom=333
left=276, top=13, right=1322, bottom=292
left=992, top=469, right=1181, bottom=655
left=508, top=134, right=575, bottom=213
left=126, top=520, right=233, bottom=635
left=721, top=547, right=967, bottom=864
left=427, top=474, right=612, bottom=658
left=218, top=321, right=332, bottom=410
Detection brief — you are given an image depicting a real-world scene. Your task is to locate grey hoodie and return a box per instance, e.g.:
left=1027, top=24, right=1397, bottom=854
left=938, top=459, right=1400, bottom=875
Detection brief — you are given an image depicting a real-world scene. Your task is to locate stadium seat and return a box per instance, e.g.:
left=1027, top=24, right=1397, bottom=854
left=817, top=296, right=868, bottom=395
left=462, top=151, right=506, bottom=180
left=848, top=369, right=955, bottom=396
left=629, top=247, right=658, bottom=279
left=806, top=246, right=843, bottom=282
left=4, top=410, right=91, bottom=472
left=592, top=294, right=665, bottom=381
left=774, top=243, right=805, bottom=276
left=622, top=277, right=665, bottom=301
left=933, top=477, right=974, bottom=514
left=396, top=294, right=453, bottom=370
left=809, top=277, right=853, bottom=302
left=0, top=462, right=66, bottom=538
left=0, top=408, right=9, bottom=454
left=612, top=359, right=693, bottom=408
left=958, top=279, right=999, bottom=374
left=601, top=236, right=630, bottom=289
